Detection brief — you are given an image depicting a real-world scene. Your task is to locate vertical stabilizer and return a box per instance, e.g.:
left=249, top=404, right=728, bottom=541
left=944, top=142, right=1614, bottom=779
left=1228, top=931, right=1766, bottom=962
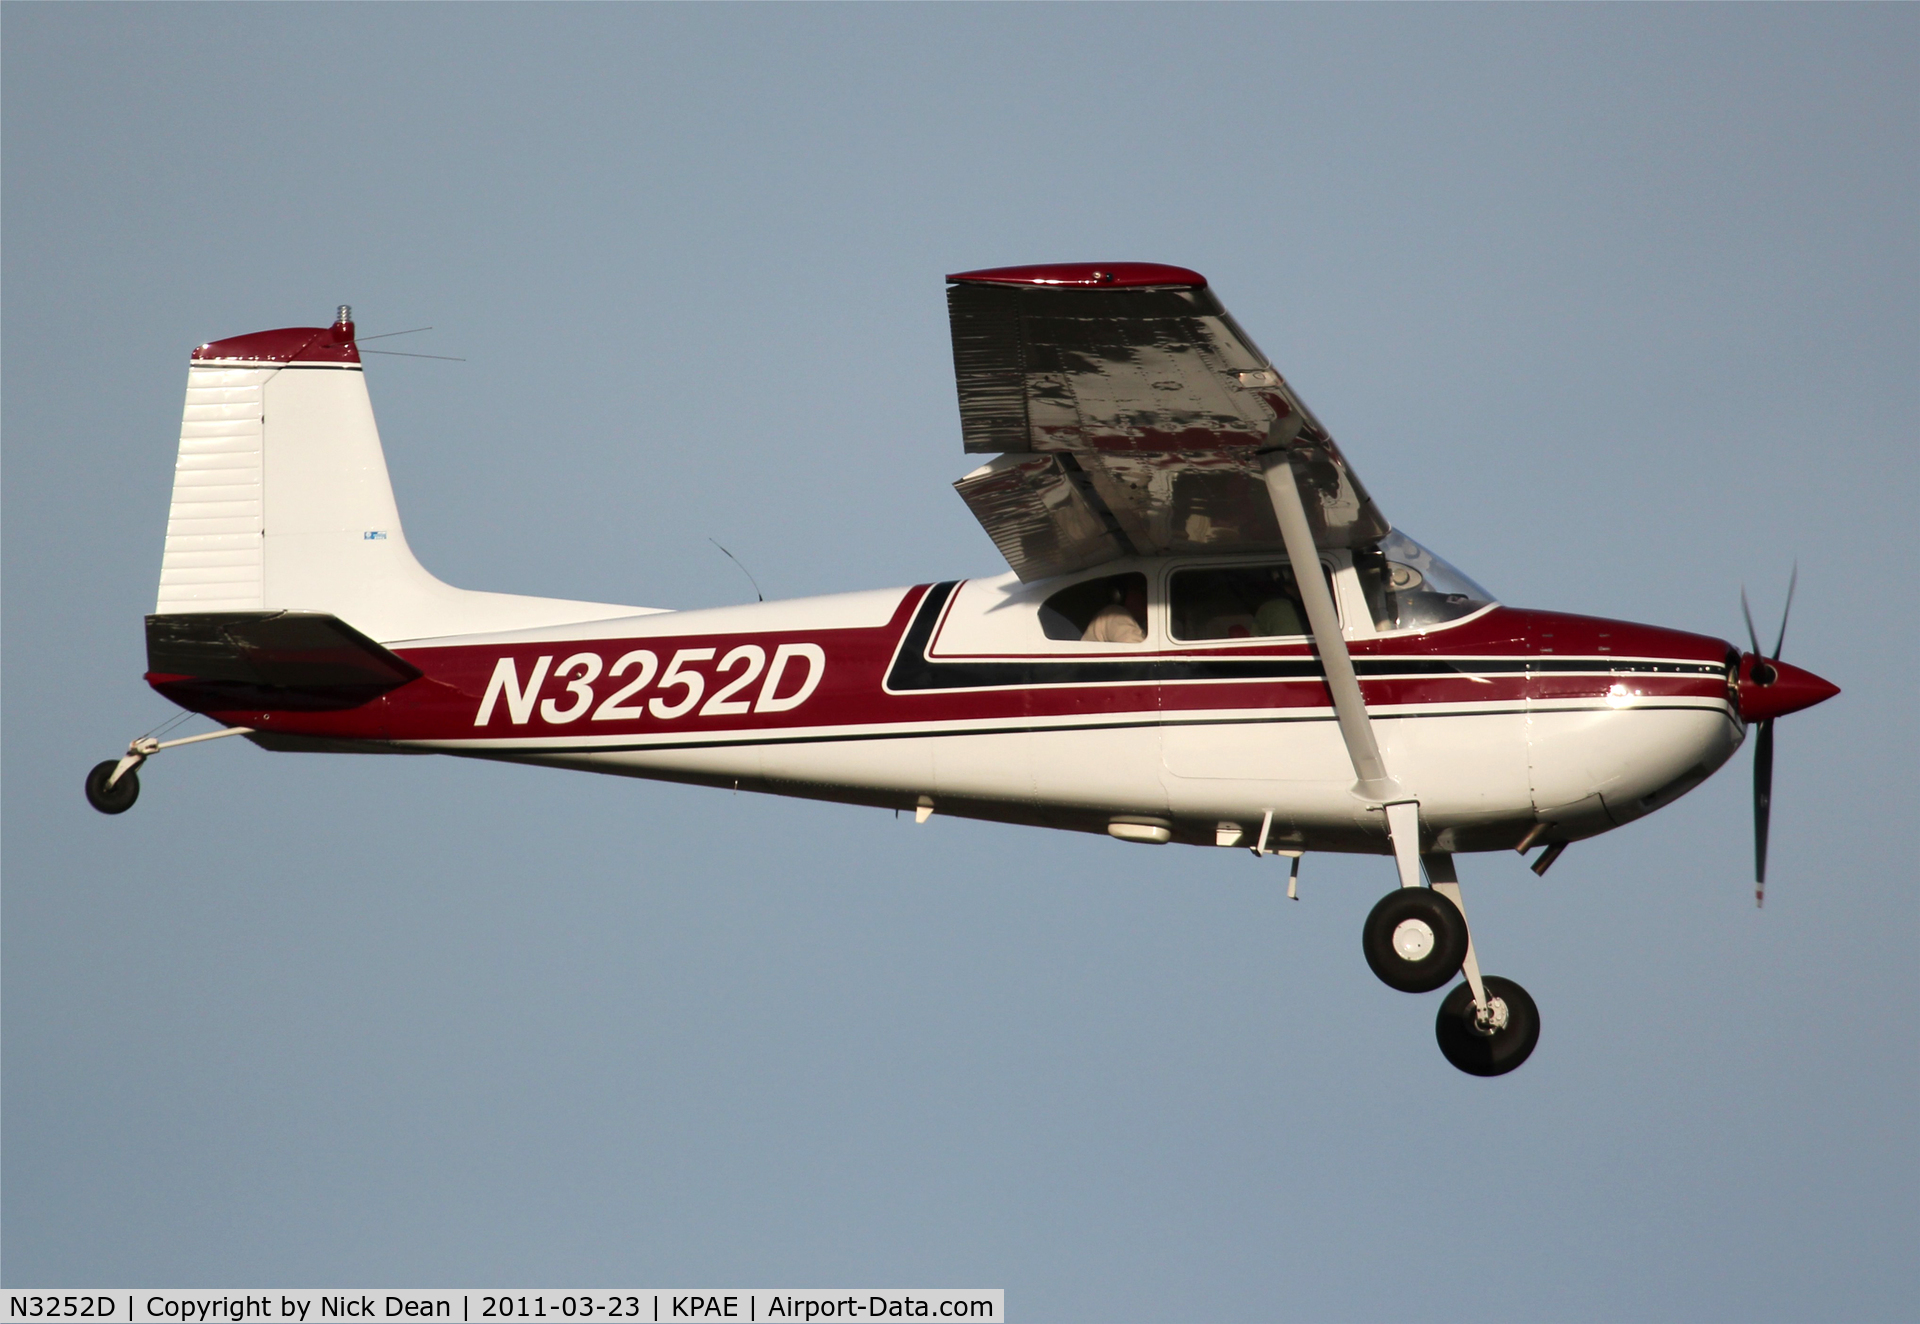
left=155, top=309, right=652, bottom=642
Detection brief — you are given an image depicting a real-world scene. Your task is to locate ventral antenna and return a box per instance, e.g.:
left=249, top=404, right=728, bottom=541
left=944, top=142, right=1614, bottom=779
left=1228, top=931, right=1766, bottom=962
left=709, top=538, right=764, bottom=603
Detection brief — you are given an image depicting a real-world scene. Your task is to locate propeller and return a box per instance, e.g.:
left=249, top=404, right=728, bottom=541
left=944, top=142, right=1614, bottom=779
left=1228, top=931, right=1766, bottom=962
left=1739, top=568, right=1796, bottom=907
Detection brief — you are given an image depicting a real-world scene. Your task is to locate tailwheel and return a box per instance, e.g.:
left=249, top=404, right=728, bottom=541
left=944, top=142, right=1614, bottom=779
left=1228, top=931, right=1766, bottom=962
left=1362, top=887, right=1468, bottom=993
left=81, top=726, right=251, bottom=816
left=84, top=759, right=140, bottom=815
left=1435, top=976, right=1539, bottom=1077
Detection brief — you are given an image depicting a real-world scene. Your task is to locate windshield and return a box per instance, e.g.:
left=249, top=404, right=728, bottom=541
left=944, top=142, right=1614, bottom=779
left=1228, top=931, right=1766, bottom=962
left=1352, top=530, right=1495, bottom=632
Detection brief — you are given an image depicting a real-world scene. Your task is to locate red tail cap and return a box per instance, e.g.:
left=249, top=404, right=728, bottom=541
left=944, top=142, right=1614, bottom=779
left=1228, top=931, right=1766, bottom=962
left=946, top=262, right=1207, bottom=289
left=191, top=307, right=359, bottom=365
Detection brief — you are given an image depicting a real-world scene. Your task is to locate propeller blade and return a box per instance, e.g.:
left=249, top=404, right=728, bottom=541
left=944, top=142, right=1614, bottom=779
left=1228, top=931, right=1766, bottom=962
left=1740, top=587, right=1763, bottom=659
left=1753, top=718, right=1774, bottom=906
left=1771, top=564, right=1798, bottom=660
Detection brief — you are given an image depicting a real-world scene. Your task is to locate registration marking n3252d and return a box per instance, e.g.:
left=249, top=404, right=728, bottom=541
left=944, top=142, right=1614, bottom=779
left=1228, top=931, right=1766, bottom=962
left=474, top=642, right=826, bottom=726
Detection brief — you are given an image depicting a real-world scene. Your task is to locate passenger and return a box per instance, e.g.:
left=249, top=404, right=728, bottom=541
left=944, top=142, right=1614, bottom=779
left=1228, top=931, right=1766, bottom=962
left=1199, top=611, right=1254, bottom=638
left=1190, top=590, right=1251, bottom=640
left=1083, top=580, right=1147, bottom=643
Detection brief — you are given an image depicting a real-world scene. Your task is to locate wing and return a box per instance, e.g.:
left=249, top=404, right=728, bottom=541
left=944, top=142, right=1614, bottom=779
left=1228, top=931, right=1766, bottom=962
left=947, top=263, right=1388, bottom=582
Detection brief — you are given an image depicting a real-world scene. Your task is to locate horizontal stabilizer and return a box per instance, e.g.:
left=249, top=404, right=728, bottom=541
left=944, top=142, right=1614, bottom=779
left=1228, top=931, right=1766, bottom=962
left=145, top=610, right=422, bottom=711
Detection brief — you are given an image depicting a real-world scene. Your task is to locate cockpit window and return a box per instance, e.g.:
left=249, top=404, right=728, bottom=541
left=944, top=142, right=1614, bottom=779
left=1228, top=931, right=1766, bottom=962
left=1352, top=530, right=1495, bottom=632
left=1170, top=563, right=1309, bottom=641
left=1039, top=572, right=1148, bottom=643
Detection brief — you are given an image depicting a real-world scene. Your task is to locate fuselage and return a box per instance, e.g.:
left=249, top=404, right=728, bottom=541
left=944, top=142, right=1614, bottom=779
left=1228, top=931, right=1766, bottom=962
left=152, top=553, right=1745, bottom=857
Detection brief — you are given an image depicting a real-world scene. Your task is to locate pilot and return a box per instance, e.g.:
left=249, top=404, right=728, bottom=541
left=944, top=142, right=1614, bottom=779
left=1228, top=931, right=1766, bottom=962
left=1083, top=579, right=1147, bottom=643
left=1252, top=566, right=1306, bottom=637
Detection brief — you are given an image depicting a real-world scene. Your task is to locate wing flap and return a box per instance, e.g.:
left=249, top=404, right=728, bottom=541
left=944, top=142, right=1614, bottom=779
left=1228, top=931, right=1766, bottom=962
left=952, top=453, right=1131, bottom=583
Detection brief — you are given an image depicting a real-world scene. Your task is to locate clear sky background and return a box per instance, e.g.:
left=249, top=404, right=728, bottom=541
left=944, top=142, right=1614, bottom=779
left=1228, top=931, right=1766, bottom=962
left=4, top=5, right=1914, bottom=1318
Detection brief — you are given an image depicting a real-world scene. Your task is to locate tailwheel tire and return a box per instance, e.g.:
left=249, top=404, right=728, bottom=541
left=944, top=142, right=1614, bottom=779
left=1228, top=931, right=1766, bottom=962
left=1362, top=887, right=1469, bottom=993
left=1435, top=976, right=1540, bottom=1077
left=85, top=760, right=139, bottom=815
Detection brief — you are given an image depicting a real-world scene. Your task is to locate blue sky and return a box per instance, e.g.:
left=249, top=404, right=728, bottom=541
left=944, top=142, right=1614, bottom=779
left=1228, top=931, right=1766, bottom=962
left=5, top=6, right=1914, bottom=1318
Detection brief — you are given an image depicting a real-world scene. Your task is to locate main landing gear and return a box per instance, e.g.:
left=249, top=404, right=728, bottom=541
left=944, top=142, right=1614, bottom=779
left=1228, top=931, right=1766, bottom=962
left=1364, top=849, right=1539, bottom=1077
left=1434, top=977, right=1540, bottom=1077
left=1363, top=888, right=1467, bottom=992
left=83, top=725, right=254, bottom=815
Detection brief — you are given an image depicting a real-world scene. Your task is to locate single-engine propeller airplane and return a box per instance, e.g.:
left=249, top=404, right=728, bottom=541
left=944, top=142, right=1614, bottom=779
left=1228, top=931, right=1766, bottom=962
left=88, top=263, right=1839, bottom=1075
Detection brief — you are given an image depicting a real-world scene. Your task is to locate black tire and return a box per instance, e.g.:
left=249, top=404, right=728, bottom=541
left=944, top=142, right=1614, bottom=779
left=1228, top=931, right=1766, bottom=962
left=1435, top=976, right=1540, bottom=1077
left=84, top=760, right=139, bottom=815
left=1362, top=887, right=1469, bottom=993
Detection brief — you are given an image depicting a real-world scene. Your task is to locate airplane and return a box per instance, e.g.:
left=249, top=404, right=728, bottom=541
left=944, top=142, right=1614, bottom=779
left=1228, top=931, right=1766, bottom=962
left=85, top=262, right=1839, bottom=1076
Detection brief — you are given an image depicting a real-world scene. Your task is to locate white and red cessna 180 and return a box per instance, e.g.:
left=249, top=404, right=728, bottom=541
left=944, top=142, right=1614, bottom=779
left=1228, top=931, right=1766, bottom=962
left=89, top=262, right=1838, bottom=1075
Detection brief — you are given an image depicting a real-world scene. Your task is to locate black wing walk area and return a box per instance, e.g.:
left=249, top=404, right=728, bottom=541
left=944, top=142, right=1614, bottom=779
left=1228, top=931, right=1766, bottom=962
left=947, top=268, right=1389, bottom=582
left=146, top=610, right=423, bottom=711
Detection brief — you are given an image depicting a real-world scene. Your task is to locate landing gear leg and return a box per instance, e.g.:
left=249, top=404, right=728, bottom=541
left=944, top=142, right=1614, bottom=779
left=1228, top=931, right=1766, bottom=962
left=1426, top=852, right=1540, bottom=1076
left=1385, top=800, right=1423, bottom=892
left=1425, top=852, right=1487, bottom=1012
left=1361, top=802, right=1470, bottom=992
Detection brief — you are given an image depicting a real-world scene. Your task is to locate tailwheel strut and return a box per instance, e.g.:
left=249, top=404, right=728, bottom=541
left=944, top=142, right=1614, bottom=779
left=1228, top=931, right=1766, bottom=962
left=83, top=725, right=253, bottom=815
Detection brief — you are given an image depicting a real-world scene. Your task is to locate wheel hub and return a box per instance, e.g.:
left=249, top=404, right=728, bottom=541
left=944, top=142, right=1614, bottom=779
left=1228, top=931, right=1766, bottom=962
left=1472, top=995, right=1511, bottom=1036
left=1391, top=918, right=1436, bottom=962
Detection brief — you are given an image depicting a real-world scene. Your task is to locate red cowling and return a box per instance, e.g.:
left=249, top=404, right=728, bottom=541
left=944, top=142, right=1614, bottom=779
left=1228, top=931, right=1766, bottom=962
left=946, top=262, right=1207, bottom=289
left=1736, top=654, right=1840, bottom=723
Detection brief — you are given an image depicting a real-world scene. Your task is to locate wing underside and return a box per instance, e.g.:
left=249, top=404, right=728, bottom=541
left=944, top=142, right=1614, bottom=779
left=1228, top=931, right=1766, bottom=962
left=947, top=267, right=1388, bottom=582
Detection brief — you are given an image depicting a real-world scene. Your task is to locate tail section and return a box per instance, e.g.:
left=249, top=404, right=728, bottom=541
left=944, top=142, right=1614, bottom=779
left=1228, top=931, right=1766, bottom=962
left=156, top=308, right=651, bottom=643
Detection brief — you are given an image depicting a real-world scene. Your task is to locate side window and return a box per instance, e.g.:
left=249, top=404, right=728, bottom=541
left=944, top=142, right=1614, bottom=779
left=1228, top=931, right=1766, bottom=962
left=1170, top=563, right=1312, bottom=641
left=1039, top=572, right=1149, bottom=643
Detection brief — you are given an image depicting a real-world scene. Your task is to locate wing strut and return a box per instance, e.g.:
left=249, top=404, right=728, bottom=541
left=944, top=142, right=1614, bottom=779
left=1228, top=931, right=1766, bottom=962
left=1257, top=445, right=1398, bottom=804
left=1257, top=445, right=1425, bottom=891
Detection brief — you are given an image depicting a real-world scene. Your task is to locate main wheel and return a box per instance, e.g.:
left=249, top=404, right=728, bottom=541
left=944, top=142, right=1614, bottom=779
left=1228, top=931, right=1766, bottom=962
left=1362, top=887, right=1468, bottom=993
left=1435, top=976, right=1540, bottom=1077
left=84, top=760, right=139, bottom=815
